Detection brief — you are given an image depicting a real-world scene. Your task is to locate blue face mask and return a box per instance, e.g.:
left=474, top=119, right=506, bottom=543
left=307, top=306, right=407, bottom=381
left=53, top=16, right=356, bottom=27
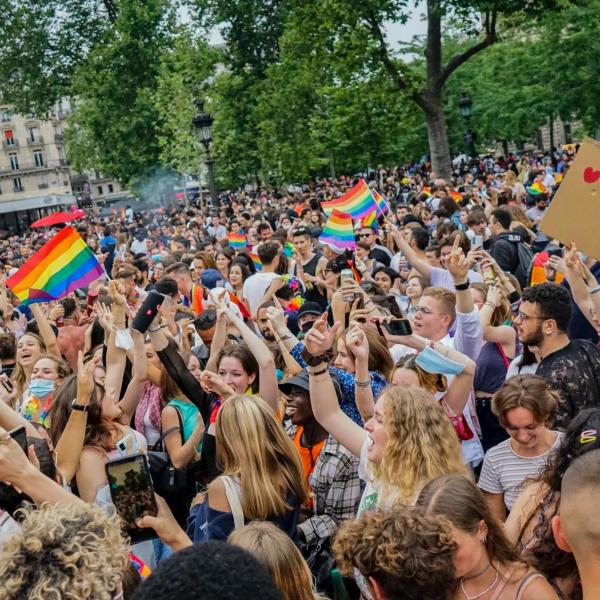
left=29, top=378, right=55, bottom=399
left=415, top=346, right=465, bottom=376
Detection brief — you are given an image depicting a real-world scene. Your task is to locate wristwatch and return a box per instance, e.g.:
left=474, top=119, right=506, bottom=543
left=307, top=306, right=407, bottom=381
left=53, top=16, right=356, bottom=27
left=71, top=399, right=90, bottom=413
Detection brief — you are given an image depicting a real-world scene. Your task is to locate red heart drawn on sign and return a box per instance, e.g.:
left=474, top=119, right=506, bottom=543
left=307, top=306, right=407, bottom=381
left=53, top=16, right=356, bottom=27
left=583, top=166, right=600, bottom=184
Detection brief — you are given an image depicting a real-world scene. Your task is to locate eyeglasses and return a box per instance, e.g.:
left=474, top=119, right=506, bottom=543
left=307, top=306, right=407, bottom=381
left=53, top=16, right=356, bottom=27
left=359, top=233, right=373, bottom=239
left=515, top=310, right=548, bottom=322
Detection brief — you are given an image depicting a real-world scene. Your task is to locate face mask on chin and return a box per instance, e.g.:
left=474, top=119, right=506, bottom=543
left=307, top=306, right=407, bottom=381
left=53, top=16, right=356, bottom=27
left=29, top=378, right=55, bottom=399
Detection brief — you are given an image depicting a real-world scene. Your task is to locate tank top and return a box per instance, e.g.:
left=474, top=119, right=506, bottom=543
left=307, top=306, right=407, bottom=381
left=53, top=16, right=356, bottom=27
left=296, top=253, right=327, bottom=307
left=474, top=342, right=511, bottom=394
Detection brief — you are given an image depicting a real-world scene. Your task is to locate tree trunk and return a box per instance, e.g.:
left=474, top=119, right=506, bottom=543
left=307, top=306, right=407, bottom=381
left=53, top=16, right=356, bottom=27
left=423, top=94, right=452, bottom=180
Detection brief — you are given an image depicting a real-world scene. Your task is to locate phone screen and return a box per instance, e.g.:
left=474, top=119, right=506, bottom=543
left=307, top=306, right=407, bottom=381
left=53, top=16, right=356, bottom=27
left=383, top=319, right=413, bottom=336
left=106, top=454, right=157, bottom=544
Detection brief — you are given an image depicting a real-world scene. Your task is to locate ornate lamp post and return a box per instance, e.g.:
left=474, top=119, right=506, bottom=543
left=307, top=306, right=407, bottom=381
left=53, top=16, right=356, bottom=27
left=192, top=101, right=218, bottom=208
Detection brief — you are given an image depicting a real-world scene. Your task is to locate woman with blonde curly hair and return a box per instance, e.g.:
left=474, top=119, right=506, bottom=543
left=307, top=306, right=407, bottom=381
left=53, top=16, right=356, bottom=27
left=332, top=505, right=457, bottom=600
left=0, top=502, right=129, bottom=600
left=188, top=394, right=307, bottom=542
left=229, top=521, right=326, bottom=600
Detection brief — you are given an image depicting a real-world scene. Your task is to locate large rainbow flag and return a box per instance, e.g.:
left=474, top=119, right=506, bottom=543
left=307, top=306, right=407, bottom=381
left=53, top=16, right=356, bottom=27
left=319, top=209, right=356, bottom=251
left=228, top=232, right=247, bottom=249
left=7, top=227, right=104, bottom=305
left=321, top=179, right=379, bottom=220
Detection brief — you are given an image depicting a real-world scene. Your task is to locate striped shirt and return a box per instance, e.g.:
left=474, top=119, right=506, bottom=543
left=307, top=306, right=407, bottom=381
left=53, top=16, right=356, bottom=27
left=478, top=432, right=563, bottom=510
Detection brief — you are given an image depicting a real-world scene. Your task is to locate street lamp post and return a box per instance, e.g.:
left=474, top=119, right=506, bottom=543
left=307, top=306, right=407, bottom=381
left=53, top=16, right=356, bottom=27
left=458, top=91, right=477, bottom=159
left=192, top=101, right=218, bottom=208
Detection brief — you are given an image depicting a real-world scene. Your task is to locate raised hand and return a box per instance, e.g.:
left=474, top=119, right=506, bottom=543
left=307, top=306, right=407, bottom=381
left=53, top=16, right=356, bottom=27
left=265, top=297, right=287, bottom=334
left=76, top=351, right=95, bottom=398
left=346, top=323, right=369, bottom=363
left=199, top=370, right=235, bottom=398
left=95, top=302, right=114, bottom=332
left=303, top=312, right=341, bottom=356
left=446, top=235, right=469, bottom=282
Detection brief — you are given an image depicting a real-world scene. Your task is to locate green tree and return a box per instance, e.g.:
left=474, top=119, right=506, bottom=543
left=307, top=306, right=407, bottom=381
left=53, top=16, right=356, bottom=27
left=65, top=0, right=175, bottom=186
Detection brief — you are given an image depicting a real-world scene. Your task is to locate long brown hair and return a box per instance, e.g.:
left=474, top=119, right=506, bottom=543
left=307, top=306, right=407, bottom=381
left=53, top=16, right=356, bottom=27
left=217, top=344, right=259, bottom=393
left=345, top=324, right=394, bottom=379
left=417, top=474, right=519, bottom=566
left=49, top=375, right=114, bottom=452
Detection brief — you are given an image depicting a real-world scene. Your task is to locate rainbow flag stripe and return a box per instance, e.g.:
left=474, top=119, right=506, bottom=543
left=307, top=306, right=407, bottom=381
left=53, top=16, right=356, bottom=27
left=528, top=181, right=548, bottom=195
left=7, top=226, right=104, bottom=305
left=249, top=252, right=263, bottom=271
left=321, top=179, right=379, bottom=220
left=449, top=190, right=464, bottom=203
left=319, top=209, right=356, bottom=251
left=422, top=186, right=432, bottom=197
left=228, top=232, right=247, bottom=249
left=362, top=210, right=379, bottom=230
left=373, top=190, right=390, bottom=217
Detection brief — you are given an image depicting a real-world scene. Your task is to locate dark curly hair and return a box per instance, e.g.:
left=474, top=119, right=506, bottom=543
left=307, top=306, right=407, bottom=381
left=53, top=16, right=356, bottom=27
left=521, top=283, right=572, bottom=332
left=332, top=506, right=456, bottom=600
left=519, top=409, right=600, bottom=599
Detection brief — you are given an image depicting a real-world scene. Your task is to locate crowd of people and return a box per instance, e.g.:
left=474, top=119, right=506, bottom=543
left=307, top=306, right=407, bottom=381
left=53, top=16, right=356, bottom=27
left=0, top=147, right=599, bottom=600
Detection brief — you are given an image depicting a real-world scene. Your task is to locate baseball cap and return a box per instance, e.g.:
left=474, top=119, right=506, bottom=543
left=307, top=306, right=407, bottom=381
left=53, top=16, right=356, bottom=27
left=279, top=369, right=342, bottom=402
left=296, top=302, right=323, bottom=320
left=200, top=269, right=222, bottom=290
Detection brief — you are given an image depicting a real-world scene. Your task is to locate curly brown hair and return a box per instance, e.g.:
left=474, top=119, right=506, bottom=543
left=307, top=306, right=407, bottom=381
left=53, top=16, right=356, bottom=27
left=332, top=506, right=456, bottom=600
left=0, top=502, right=129, bottom=600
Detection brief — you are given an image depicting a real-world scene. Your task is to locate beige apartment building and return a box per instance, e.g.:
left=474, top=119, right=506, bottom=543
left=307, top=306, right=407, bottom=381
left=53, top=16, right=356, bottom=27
left=0, top=101, right=129, bottom=234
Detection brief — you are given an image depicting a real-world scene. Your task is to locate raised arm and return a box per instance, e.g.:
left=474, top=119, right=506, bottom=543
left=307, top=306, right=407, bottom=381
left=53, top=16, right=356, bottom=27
left=565, top=244, right=600, bottom=331
left=346, top=323, right=374, bottom=422
left=391, top=226, right=432, bottom=278
left=29, top=303, right=61, bottom=359
left=204, top=308, right=228, bottom=374
left=116, top=329, right=146, bottom=424
left=223, top=304, right=278, bottom=412
left=53, top=352, right=95, bottom=482
left=479, top=285, right=517, bottom=347
left=305, top=315, right=366, bottom=457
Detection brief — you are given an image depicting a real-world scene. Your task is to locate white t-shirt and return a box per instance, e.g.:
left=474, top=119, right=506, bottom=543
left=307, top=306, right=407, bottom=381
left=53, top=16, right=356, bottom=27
left=506, top=356, right=538, bottom=380
left=478, top=432, right=563, bottom=510
left=242, top=272, right=280, bottom=314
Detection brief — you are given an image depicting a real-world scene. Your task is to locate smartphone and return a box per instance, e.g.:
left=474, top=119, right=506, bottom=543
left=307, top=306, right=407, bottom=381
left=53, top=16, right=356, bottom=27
left=472, top=235, right=483, bottom=250
left=105, top=454, right=158, bottom=544
left=383, top=319, right=413, bottom=336
left=131, top=290, right=165, bottom=334
left=116, top=433, right=139, bottom=457
left=8, top=426, right=27, bottom=454
left=1, top=376, right=14, bottom=393
left=340, top=269, right=355, bottom=302
left=547, top=247, right=564, bottom=258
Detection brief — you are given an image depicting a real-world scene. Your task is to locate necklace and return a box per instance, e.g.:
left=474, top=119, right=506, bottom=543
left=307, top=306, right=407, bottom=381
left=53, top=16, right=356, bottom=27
left=462, top=561, right=492, bottom=581
left=460, top=562, right=500, bottom=600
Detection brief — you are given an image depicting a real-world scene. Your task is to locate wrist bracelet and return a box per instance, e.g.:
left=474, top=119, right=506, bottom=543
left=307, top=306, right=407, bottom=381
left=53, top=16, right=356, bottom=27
left=590, top=286, right=600, bottom=295
left=355, top=379, right=371, bottom=387
left=308, top=366, right=328, bottom=377
left=148, top=325, right=164, bottom=332
left=454, top=280, right=470, bottom=291
left=484, top=302, right=497, bottom=310
left=280, top=333, right=292, bottom=342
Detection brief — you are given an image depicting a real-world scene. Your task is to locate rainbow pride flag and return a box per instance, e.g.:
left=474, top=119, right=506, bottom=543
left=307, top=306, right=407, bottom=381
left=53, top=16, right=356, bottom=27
left=449, top=190, right=464, bottom=203
left=319, top=209, right=356, bottom=251
left=249, top=251, right=263, bottom=271
left=373, top=190, right=390, bottom=217
left=130, top=552, right=152, bottom=580
left=7, top=227, right=104, bottom=305
left=362, top=210, right=379, bottom=230
left=528, top=181, right=548, bottom=195
left=228, top=232, right=247, bottom=249
left=421, top=186, right=432, bottom=197
left=321, top=179, right=379, bottom=220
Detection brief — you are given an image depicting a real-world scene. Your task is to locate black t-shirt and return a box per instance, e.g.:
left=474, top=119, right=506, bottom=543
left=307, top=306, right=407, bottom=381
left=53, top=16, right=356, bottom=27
left=536, top=340, right=600, bottom=429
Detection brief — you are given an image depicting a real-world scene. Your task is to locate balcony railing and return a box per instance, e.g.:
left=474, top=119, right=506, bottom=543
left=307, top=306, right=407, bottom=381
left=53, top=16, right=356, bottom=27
left=1, top=139, right=18, bottom=149
left=26, top=135, right=44, bottom=146
left=54, top=133, right=64, bottom=143
left=38, top=183, right=49, bottom=189
left=0, top=158, right=69, bottom=176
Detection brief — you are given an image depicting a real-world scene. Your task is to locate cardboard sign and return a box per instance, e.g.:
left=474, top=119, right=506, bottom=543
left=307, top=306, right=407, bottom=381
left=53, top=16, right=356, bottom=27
left=541, top=137, right=600, bottom=260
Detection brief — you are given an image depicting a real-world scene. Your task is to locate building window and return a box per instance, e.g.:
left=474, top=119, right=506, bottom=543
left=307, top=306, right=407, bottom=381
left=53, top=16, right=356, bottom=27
left=97, top=185, right=104, bottom=195
left=108, top=184, right=114, bottom=193
left=0, top=109, right=11, bottom=123
left=28, top=127, right=39, bottom=143
left=33, top=150, right=44, bottom=167
left=8, top=153, right=19, bottom=171
left=3, top=130, right=14, bottom=146
left=13, top=177, right=23, bottom=192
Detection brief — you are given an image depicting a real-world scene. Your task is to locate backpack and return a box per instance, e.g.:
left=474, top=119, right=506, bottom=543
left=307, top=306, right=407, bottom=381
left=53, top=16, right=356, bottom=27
left=514, top=242, right=534, bottom=288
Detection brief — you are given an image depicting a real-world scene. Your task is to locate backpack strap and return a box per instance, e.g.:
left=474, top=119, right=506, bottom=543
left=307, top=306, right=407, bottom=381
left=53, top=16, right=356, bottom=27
left=496, top=342, right=510, bottom=369
left=221, top=475, right=244, bottom=530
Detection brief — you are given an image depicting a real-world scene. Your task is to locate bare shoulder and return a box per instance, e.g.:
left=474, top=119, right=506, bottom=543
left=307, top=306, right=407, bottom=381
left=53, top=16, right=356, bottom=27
left=520, top=571, right=559, bottom=600
left=207, top=477, right=232, bottom=513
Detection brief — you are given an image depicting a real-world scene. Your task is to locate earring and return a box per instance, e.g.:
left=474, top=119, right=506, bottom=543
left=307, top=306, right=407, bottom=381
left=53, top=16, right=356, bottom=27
left=481, top=536, right=487, bottom=545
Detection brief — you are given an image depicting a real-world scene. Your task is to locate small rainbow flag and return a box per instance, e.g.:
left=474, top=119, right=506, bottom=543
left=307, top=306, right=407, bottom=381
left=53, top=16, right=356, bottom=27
left=449, top=190, right=464, bottom=203
left=283, top=241, right=295, bottom=258
left=249, top=252, right=263, bottom=271
left=319, top=209, right=356, bottom=251
left=321, top=179, right=379, bottom=220
left=228, top=232, right=247, bottom=249
left=7, top=226, right=104, bottom=305
left=422, top=186, right=432, bottom=197
left=228, top=291, right=251, bottom=319
left=362, top=210, right=379, bottom=230
left=373, top=190, right=390, bottom=217
left=130, top=552, right=152, bottom=580
left=528, top=181, right=548, bottom=195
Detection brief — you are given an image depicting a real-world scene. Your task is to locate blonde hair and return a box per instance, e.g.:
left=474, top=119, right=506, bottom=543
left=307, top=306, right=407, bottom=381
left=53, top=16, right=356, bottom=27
left=229, top=522, right=325, bottom=600
left=0, top=502, right=129, bottom=600
left=421, top=287, right=456, bottom=325
left=374, top=386, right=469, bottom=505
left=216, top=394, right=308, bottom=519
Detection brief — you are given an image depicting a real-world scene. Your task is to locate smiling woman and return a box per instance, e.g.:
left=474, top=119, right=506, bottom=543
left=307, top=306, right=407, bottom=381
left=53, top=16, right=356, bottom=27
left=477, top=375, right=564, bottom=523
